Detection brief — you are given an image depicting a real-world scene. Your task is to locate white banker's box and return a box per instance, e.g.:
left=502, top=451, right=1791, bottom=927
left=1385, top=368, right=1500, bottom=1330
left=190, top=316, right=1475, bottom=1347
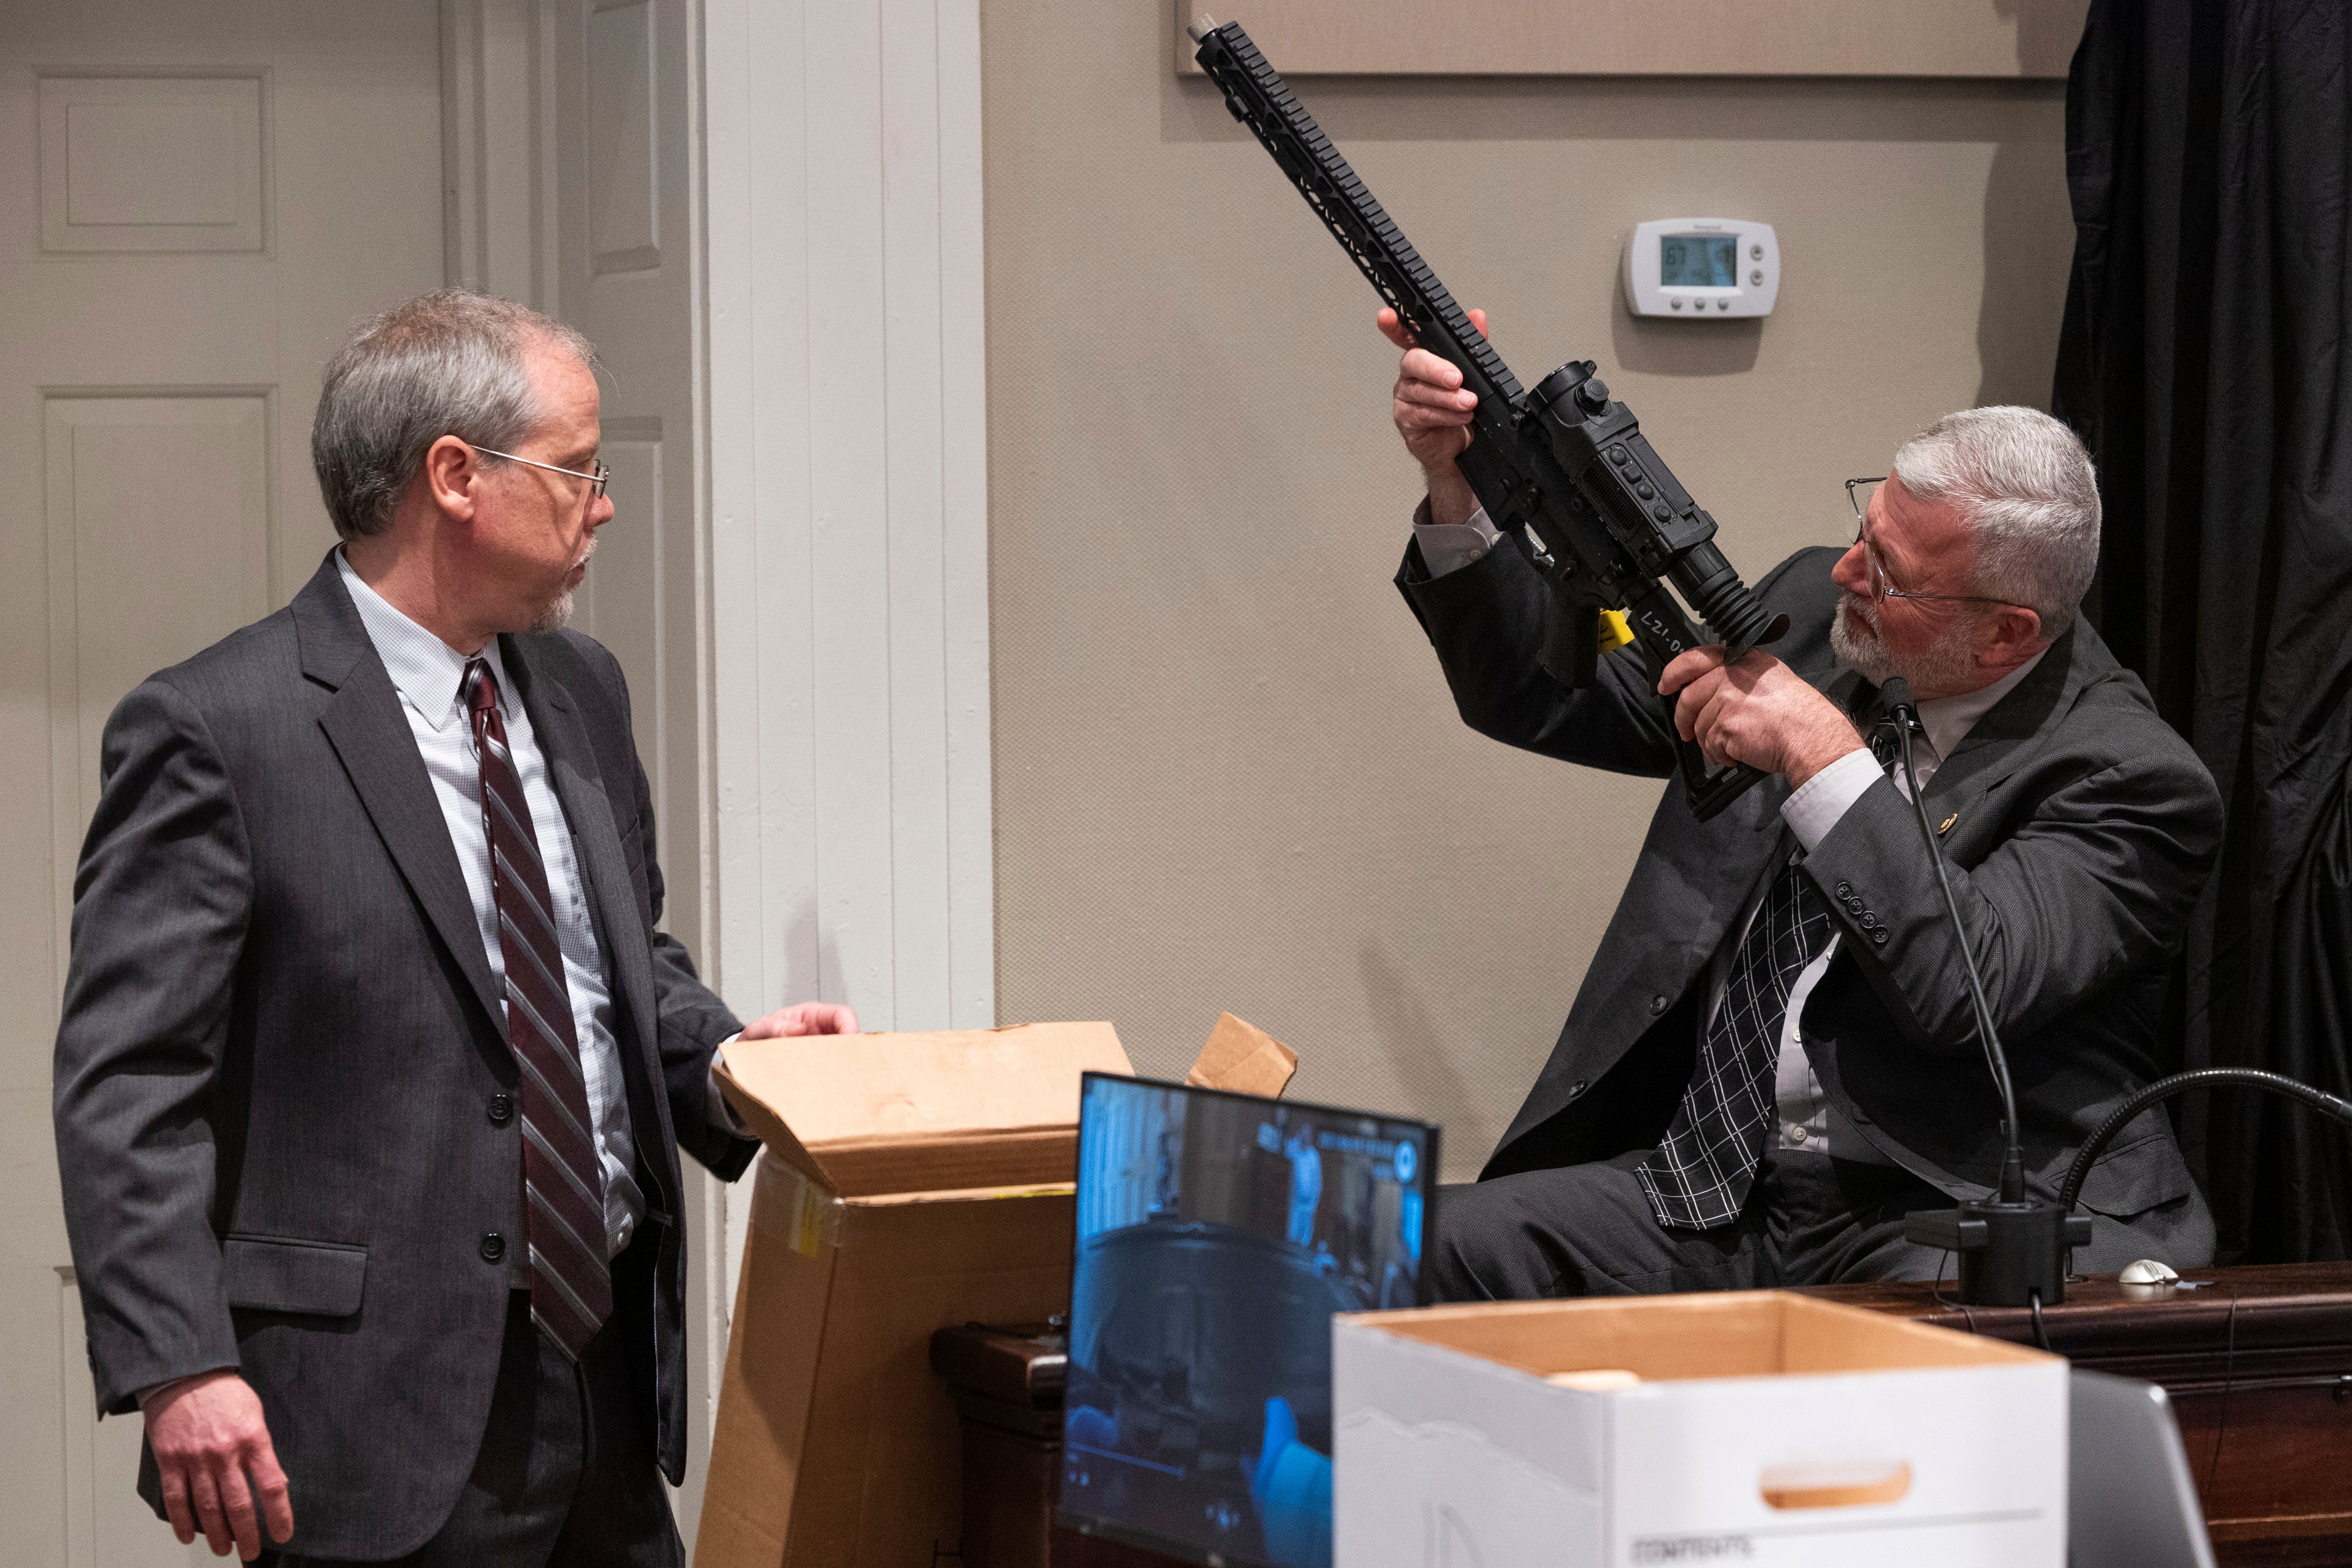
left=1335, top=1291, right=2066, bottom=1567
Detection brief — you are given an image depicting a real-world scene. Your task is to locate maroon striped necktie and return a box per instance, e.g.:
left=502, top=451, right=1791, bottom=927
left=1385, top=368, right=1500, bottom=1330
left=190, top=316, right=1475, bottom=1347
left=464, top=657, right=611, bottom=1359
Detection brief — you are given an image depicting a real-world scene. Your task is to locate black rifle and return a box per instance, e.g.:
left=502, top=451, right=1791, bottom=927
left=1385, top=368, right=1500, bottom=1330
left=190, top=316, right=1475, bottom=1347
left=1191, top=18, right=1787, bottom=820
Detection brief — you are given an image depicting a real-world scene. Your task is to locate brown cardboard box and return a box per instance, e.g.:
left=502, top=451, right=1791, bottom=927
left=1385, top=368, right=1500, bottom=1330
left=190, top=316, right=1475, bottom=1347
left=694, top=1016, right=1297, bottom=1567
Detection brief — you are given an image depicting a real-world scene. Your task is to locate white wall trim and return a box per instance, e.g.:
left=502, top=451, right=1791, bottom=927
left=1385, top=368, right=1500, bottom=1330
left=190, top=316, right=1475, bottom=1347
left=701, top=0, right=994, bottom=1039
left=699, top=0, right=996, bottom=1321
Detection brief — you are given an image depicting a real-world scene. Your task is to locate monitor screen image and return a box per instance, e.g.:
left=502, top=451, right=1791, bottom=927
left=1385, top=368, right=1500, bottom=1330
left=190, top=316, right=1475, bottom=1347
left=1057, top=1073, right=1439, bottom=1568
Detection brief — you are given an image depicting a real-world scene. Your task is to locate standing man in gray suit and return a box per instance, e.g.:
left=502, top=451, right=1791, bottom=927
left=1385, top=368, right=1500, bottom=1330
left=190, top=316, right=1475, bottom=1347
left=54, top=291, right=845, bottom=1564
left=1377, top=309, right=2222, bottom=1299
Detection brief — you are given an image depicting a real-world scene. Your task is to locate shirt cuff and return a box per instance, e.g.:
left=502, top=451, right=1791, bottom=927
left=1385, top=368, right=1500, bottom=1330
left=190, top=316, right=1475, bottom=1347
left=708, top=1035, right=750, bottom=1132
left=1781, top=747, right=1882, bottom=852
left=1411, top=505, right=1502, bottom=577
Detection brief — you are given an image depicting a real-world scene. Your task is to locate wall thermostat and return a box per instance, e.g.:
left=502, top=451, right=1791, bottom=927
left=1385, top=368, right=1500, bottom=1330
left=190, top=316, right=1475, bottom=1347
left=1624, top=218, right=1778, bottom=318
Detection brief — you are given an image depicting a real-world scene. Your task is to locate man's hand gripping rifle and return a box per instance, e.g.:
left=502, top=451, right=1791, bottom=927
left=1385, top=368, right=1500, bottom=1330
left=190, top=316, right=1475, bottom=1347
left=1191, top=18, right=1788, bottom=820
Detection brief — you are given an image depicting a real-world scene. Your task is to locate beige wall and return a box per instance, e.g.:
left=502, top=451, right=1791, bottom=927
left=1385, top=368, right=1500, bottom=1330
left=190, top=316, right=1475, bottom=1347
left=983, top=1, right=2073, bottom=1178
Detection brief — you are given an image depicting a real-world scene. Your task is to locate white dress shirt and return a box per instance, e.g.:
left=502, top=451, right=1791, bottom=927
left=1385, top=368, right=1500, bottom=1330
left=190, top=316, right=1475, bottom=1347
left=1410, top=506, right=2047, bottom=1161
left=1753, top=651, right=2042, bottom=1159
left=337, top=553, right=645, bottom=1260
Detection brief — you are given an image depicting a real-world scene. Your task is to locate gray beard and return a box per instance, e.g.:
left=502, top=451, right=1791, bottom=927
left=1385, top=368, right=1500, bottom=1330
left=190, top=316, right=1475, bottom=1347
left=1830, top=594, right=1980, bottom=696
left=530, top=542, right=591, bottom=635
left=529, top=586, right=576, bottom=635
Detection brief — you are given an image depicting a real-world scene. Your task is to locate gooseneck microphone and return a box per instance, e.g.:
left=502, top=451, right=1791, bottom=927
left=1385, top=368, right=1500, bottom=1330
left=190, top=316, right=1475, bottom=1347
left=1886, top=677, right=2091, bottom=1306
left=2059, top=1067, right=2352, bottom=1215
left=1881, top=678, right=2024, bottom=1201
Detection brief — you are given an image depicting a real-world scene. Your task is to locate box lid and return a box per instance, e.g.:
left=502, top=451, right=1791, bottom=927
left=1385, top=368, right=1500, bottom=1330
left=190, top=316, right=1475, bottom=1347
left=715, top=1021, right=1132, bottom=1198
left=1187, top=1011, right=1299, bottom=1099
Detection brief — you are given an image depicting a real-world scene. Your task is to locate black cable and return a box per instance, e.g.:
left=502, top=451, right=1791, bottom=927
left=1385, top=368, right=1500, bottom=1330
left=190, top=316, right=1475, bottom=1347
left=1881, top=679, right=2025, bottom=1201
left=2027, top=1288, right=2053, bottom=1353
left=2203, top=1289, right=2239, bottom=1502
left=2056, top=1067, right=2352, bottom=1216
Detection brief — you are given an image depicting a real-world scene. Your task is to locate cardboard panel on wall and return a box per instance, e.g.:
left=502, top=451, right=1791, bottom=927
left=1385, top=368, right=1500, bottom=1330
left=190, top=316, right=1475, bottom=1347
left=1173, top=0, right=2091, bottom=78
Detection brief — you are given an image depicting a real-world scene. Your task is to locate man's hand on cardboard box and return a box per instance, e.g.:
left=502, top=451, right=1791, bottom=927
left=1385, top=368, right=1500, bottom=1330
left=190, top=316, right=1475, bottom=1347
left=738, top=1001, right=861, bottom=1040
left=708, top=1004, right=858, bottom=1134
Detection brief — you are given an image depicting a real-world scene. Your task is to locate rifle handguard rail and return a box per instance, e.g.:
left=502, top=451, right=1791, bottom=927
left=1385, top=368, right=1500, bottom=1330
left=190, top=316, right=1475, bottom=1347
left=1190, top=17, right=1786, bottom=819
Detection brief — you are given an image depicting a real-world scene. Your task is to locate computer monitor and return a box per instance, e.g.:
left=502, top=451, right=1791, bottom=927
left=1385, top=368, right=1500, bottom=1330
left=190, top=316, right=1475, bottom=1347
left=1056, top=1072, right=1440, bottom=1568
left=2068, top=1369, right=2217, bottom=1568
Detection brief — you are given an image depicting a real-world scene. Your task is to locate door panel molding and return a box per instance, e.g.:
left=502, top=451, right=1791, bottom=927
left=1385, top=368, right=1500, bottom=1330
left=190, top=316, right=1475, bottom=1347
left=440, top=0, right=548, bottom=305
left=37, top=74, right=269, bottom=254
left=585, top=0, right=660, bottom=275
left=40, top=388, right=277, bottom=996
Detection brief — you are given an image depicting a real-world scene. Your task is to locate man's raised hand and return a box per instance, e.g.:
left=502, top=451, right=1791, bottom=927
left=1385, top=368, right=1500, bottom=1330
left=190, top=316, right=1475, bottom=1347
left=143, top=1371, right=293, bottom=1560
left=1379, top=307, right=1490, bottom=530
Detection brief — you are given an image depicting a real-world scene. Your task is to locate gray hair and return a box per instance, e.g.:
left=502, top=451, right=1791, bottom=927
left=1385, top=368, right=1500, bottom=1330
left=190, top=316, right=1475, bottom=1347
left=311, top=289, right=596, bottom=541
left=1891, top=405, right=2101, bottom=638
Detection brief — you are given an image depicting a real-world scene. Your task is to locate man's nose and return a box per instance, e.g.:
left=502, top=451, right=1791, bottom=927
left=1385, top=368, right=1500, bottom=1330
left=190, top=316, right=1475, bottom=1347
left=1830, top=540, right=1871, bottom=596
left=590, top=493, right=615, bottom=530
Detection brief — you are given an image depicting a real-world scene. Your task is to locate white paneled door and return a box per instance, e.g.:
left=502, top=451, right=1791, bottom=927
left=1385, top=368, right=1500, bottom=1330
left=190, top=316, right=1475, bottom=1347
left=0, top=3, right=445, bottom=1561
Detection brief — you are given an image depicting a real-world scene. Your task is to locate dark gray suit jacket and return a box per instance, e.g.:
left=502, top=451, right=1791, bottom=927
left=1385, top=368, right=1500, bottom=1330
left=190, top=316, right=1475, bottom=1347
left=1397, top=538, right=2223, bottom=1252
left=53, top=552, right=759, bottom=1558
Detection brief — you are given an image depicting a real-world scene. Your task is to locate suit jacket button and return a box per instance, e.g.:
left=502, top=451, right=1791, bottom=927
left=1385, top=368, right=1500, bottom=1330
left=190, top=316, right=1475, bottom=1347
left=1870, top=929, right=1890, bottom=946
left=1835, top=881, right=1853, bottom=900
left=488, top=1093, right=514, bottom=1126
left=1844, top=895, right=1865, bottom=915
left=480, top=1232, right=507, bottom=1263
left=1649, top=994, right=1669, bottom=1015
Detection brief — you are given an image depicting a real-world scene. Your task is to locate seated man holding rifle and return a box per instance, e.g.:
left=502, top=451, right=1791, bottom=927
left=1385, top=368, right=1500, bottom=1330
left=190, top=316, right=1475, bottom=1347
left=1379, top=308, right=2222, bottom=1299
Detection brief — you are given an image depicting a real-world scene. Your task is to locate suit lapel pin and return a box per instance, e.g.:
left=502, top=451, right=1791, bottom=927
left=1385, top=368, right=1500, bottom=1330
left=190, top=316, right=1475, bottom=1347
left=1937, top=813, right=1958, bottom=836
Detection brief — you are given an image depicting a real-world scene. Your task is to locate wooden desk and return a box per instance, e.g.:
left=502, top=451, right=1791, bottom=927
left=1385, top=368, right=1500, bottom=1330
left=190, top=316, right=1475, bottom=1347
left=1794, top=1262, right=2352, bottom=1565
left=930, top=1324, right=1187, bottom=1568
left=936, top=1264, right=2352, bottom=1567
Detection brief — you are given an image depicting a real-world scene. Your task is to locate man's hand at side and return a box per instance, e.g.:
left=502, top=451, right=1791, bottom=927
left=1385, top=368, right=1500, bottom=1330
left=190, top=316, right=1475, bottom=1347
left=1660, top=646, right=1864, bottom=789
left=142, top=1370, right=293, bottom=1560
left=737, top=1001, right=860, bottom=1040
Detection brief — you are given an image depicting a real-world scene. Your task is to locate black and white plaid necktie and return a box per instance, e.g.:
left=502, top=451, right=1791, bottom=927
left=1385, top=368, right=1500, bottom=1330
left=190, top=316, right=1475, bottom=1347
left=1850, top=685, right=1898, bottom=771
left=465, top=658, right=611, bottom=1358
left=1635, top=852, right=1834, bottom=1230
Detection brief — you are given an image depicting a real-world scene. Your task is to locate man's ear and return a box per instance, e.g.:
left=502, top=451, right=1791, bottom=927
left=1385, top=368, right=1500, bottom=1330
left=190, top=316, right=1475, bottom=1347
left=421, top=435, right=481, bottom=523
left=1981, top=603, right=2045, bottom=668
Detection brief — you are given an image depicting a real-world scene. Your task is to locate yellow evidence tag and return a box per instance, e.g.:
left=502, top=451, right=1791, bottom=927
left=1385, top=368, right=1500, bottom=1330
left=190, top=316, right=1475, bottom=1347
left=1598, top=608, right=1634, bottom=653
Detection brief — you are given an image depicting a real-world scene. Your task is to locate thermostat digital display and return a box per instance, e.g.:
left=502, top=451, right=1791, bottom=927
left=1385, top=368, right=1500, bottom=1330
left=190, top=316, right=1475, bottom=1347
left=1625, top=218, right=1778, bottom=318
left=1659, top=234, right=1737, bottom=288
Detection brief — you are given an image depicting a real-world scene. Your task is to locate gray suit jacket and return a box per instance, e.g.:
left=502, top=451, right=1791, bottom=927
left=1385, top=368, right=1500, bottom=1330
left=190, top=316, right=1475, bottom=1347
left=53, top=553, right=759, bottom=1558
left=1397, top=539, right=2223, bottom=1252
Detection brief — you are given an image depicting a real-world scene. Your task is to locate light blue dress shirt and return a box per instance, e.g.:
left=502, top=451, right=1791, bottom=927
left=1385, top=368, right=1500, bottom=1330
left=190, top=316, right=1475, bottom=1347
left=337, top=552, right=645, bottom=1260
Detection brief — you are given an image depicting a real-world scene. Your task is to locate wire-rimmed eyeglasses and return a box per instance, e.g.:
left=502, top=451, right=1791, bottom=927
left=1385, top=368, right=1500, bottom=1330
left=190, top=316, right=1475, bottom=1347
left=472, top=442, right=610, bottom=501
left=1844, top=476, right=2016, bottom=609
